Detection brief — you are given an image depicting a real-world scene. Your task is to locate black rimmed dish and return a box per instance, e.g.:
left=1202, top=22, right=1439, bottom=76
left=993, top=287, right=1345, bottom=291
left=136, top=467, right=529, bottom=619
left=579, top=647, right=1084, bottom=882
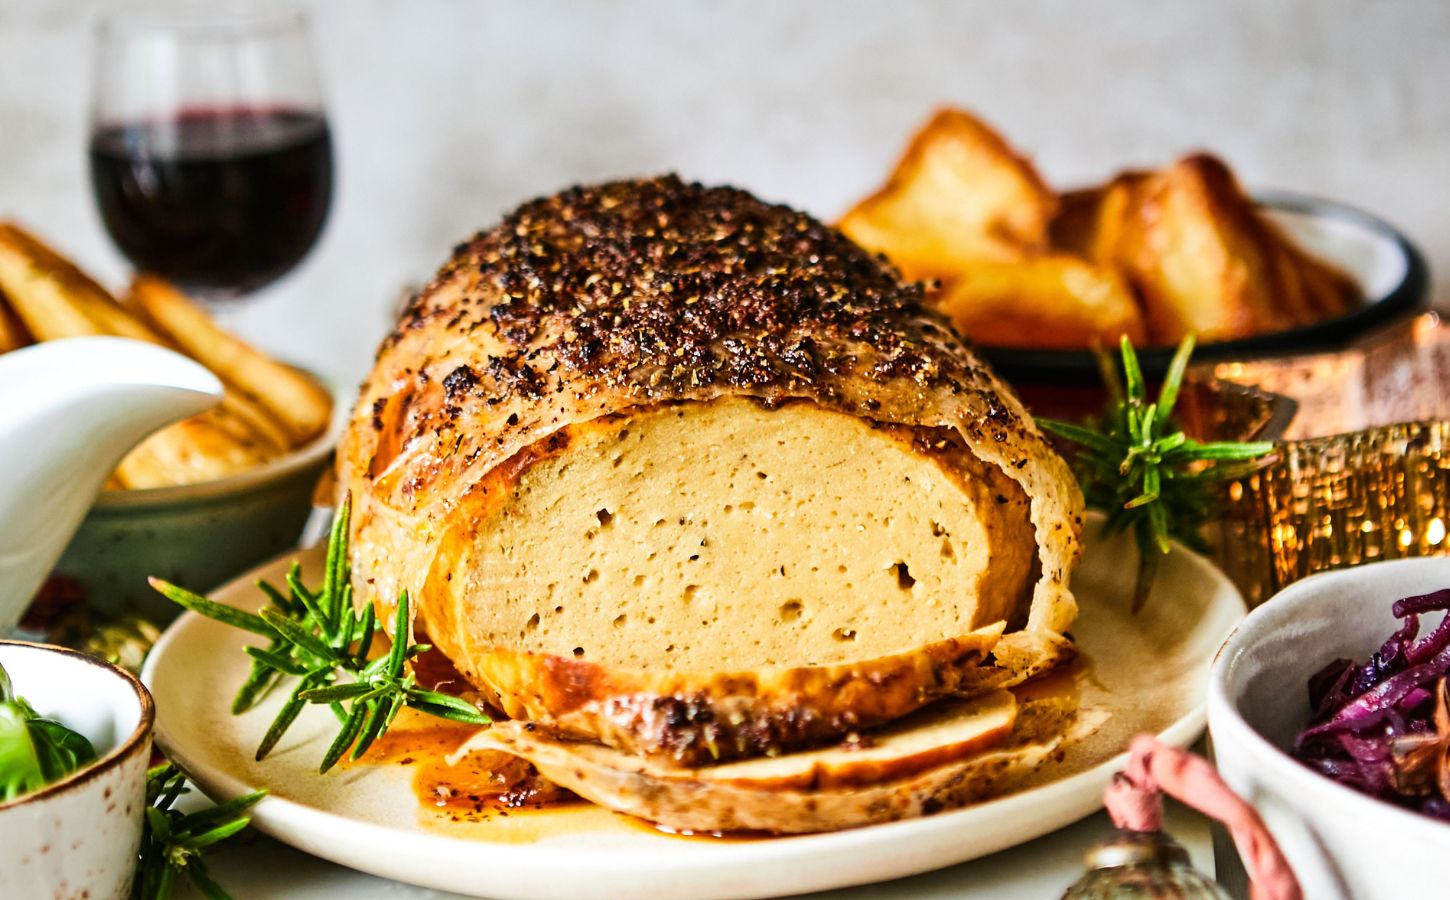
left=981, top=192, right=1429, bottom=392
left=0, top=640, right=156, bottom=898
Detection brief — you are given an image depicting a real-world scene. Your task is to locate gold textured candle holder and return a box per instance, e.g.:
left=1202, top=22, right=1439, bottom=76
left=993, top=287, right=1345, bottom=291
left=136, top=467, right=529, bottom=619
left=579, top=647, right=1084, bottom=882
left=1185, top=313, right=1450, bottom=606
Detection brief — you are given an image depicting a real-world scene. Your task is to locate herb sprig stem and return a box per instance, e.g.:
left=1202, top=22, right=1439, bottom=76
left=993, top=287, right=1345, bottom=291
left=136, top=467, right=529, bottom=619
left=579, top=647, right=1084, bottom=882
left=1038, top=335, right=1274, bottom=611
left=134, top=762, right=265, bottom=900
left=149, top=495, right=490, bottom=773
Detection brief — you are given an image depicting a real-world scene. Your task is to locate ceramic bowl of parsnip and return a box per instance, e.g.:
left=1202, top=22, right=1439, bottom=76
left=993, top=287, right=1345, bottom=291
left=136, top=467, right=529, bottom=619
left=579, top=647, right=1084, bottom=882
left=0, top=223, right=342, bottom=624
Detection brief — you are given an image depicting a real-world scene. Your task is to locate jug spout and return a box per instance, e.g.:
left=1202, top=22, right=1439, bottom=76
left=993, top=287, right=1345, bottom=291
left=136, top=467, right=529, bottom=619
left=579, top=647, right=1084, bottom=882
left=0, top=337, right=223, bottom=630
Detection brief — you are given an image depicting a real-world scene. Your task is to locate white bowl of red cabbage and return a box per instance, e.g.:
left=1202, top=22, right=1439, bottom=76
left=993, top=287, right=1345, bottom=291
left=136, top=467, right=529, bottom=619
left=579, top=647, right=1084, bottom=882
left=1209, top=557, right=1450, bottom=899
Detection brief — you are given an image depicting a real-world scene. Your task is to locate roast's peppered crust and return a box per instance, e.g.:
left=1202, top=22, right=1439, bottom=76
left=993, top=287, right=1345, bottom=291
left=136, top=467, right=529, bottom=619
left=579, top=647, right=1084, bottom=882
left=339, top=175, right=1084, bottom=703
left=386, top=174, right=996, bottom=409
left=354, top=176, right=1034, bottom=509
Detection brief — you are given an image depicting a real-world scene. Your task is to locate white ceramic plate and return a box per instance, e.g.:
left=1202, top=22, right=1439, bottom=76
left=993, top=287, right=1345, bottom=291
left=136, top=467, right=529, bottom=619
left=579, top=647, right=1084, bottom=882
left=142, top=516, right=1244, bottom=900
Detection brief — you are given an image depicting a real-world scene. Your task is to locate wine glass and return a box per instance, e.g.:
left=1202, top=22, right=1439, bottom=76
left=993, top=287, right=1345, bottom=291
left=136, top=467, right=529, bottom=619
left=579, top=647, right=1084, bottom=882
left=88, top=9, right=334, bottom=301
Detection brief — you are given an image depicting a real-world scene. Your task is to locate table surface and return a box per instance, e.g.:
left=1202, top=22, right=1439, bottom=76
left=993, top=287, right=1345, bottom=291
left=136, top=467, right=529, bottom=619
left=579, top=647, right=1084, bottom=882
left=2, top=0, right=1446, bottom=381
left=171, top=805, right=1215, bottom=900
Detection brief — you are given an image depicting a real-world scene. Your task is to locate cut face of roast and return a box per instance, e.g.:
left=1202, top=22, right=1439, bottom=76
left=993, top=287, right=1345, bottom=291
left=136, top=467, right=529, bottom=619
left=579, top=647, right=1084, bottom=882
left=445, top=397, right=1037, bottom=672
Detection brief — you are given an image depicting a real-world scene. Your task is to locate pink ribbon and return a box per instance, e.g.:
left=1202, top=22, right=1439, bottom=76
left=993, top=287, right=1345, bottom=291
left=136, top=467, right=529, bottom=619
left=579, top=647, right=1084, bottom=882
left=1103, top=734, right=1302, bottom=900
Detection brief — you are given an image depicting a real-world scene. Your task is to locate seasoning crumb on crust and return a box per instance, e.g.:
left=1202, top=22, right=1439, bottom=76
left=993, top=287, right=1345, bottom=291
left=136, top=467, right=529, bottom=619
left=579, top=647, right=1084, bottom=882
left=386, top=175, right=972, bottom=395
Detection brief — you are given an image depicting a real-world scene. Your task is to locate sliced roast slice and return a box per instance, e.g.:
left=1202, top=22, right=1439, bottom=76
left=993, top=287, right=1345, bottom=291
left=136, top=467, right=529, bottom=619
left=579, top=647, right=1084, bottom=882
left=472, top=689, right=1090, bottom=834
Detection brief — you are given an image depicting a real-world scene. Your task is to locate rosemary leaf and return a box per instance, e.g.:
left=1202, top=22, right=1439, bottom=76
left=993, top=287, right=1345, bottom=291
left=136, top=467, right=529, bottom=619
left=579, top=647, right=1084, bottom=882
left=1035, top=334, right=1275, bottom=610
left=352, top=602, right=377, bottom=669
left=255, top=579, right=295, bottom=616
left=242, top=646, right=309, bottom=678
left=1156, top=334, right=1196, bottom=421
left=255, top=677, right=316, bottom=762
left=179, top=817, right=252, bottom=850
left=1181, top=441, right=1276, bottom=460
left=231, top=662, right=281, bottom=715
left=404, top=697, right=493, bottom=725
left=297, top=682, right=374, bottom=703
left=285, top=567, right=329, bottom=635
left=386, top=593, right=411, bottom=675
left=320, top=702, right=369, bottom=774
left=148, top=579, right=276, bottom=638
left=322, top=496, right=352, bottom=635
left=1037, top=419, right=1117, bottom=454
left=258, top=609, right=334, bottom=661
left=189, top=862, right=230, bottom=900
left=350, top=699, right=391, bottom=762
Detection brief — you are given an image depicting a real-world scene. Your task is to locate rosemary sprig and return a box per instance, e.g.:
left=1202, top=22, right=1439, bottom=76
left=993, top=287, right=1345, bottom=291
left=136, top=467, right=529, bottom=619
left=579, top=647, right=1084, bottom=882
left=1037, top=335, right=1274, bottom=612
left=133, top=762, right=264, bottom=900
left=149, top=495, right=490, bottom=773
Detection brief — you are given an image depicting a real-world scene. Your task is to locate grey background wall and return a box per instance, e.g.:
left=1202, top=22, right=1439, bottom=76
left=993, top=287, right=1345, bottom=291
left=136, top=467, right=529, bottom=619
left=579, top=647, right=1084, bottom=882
left=3, top=0, right=1446, bottom=383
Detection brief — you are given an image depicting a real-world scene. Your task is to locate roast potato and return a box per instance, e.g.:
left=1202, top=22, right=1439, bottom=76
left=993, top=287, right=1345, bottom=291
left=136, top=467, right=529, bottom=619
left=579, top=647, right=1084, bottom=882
left=0, top=291, right=28, bottom=352
left=935, top=254, right=1145, bottom=349
left=839, top=108, right=1057, bottom=281
left=1114, top=154, right=1305, bottom=343
left=1048, top=174, right=1145, bottom=269
left=844, top=110, right=1365, bottom=351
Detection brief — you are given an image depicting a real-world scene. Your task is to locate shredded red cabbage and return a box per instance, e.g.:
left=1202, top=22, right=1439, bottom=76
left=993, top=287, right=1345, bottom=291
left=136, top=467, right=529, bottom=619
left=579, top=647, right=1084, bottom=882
left=1292, top=587, right=1450, bottom=821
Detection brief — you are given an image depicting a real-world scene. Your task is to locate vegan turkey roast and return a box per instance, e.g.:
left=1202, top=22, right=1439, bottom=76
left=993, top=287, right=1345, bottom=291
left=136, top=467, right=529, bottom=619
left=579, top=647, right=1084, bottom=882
left=338, top=176, right=1085, bottom=800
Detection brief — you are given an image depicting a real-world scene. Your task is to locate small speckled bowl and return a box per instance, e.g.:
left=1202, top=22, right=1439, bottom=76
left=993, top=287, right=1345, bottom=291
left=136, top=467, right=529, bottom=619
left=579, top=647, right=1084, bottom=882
left=50, top=375, right=343, bottom=624
left=0, top=640, right=155, bottom=900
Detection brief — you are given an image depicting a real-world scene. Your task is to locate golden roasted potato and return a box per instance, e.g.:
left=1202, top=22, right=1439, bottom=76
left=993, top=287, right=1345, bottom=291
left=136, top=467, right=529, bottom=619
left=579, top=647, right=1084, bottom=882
left=0, top=290, right=29, bottom=352
left=1263, top=232, right=1317, bottom=325
left=839, top=108, right=1057, bottom=281
left=1114, top=154, right=1301, bottom=344
left=933, top=254, right=1145, bottom=349
left=844, top=109, right=1365, bottom=351
left=1049, top=174, right=1145, bottom=269
left=1054, top=161, right=1361, bottom=345
left=127, top=275, right=332, bottom=446
left=1046, top=188, right=1101, bottom=259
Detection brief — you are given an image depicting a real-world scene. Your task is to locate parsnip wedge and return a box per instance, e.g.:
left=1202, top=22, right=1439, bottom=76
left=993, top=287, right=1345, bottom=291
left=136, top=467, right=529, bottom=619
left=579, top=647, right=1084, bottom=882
left=0, top=223, right=110, bottom=339
left=116, top=412, right=273, bottom=489
left=127, top=275, right=331, bottom=445
left=0, top=224, right=287, bottom=483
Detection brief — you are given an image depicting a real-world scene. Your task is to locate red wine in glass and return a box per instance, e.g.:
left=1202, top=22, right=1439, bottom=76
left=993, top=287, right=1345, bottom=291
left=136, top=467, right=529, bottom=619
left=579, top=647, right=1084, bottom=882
left=91, top=11, right=333, bottom=300
left=89, top=108, right=333, bottom=297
